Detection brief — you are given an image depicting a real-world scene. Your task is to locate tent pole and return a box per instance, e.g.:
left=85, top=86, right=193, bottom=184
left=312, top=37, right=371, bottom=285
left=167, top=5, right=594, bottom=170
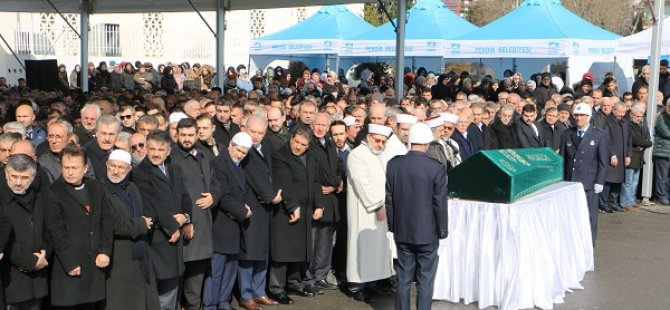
left=216, top=0, right=227, bottom=89
left=80, top=0, right=89, bottom=92
left=336, top=55, right=340, bottom=74
left=394, top=0, right=406, bottom=101
left=513, top=58, right=517, bottom=72
left=441, top=58, right=445, bottom=73
left=642, top=0, right=665, bottom=202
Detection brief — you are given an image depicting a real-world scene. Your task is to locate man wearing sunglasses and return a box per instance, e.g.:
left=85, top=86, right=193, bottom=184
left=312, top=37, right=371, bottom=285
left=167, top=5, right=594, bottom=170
left=129, top=133, right=147, bottom=167
left=117, top=105, right=136, bottom=133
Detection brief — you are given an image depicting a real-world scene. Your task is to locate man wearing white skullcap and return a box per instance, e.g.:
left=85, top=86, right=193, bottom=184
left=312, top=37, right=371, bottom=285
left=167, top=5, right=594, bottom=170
left=344, top=124, right=394, bottom=302
left=386, top=121, right=448, bottom=310
left=102, top=149, right=158, bottom=310
left=206, top=131, right=254, bottom=310
left=168, top=112, right=189, bottom=143
left=385, top=114, right=413, bottom=160
left=343, top=116, right=361, bottom=149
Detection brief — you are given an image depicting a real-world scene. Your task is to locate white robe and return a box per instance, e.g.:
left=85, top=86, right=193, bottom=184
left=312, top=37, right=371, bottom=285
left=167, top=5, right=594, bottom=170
left=346, top=143, right=394, bottom=283
left=383, top=133, right=408, bottom=160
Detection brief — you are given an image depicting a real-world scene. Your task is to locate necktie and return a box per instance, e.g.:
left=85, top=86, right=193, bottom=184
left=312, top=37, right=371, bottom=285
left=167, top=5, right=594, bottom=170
left=578, top=130, right=584, bottom=139
left=159, top=164, right=168, bottom=178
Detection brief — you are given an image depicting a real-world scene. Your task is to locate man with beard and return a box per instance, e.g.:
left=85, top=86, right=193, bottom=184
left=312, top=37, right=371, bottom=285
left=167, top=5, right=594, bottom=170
left=383, top=113, right=411, bottom=160
left=84, top=115, right=121, bottom=179
left=269, top=127, right=324, bottom=304
left=345, top=124, right=395, bottom=302
left=207, top=133, right=254, bottom=310
left=1, top=155, right=48, bottom=309
left=556, top=103, right=573, bottom=129
left=132, top=130, right=193, bottom=310
left=425, top=115, right=450, bottom=172
left=265, top=107, right=289, bottom=151
left=196, top=115, right=225, bottom=157
left=171, top=119, right=220, bottom=310
left=238, top=116, right=283, bottom=307
left=213, top=97, right=241, bottom=147
left=305, top=113, right=343, bottom=293
left=102, top=150, right=159, bottom=310
left=394, top=114, right=417, bottom=146
left=43, top=144, right=113, bottom=308
left=329, top=120, right=351, bottom=283
left=74, top=103, right=101, bottom=146
left=38, top=119, right=95, bottom=184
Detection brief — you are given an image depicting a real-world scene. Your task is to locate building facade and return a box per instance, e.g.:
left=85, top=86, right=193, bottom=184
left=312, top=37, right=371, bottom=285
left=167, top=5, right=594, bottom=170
left=0, top=5, right=363, bottom=86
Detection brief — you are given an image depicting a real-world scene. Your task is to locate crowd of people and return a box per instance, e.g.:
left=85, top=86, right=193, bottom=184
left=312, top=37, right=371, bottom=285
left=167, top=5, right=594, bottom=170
left=0, top=58, right=664, bottom=310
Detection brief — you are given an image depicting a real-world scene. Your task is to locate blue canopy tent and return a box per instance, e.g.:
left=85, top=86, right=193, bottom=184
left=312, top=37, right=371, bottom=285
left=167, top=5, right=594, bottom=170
left=339, top=0, right=478, bottom=72
left=249, top=5, right=373, bottom=72
left=444, top=0, right=622, bottom=87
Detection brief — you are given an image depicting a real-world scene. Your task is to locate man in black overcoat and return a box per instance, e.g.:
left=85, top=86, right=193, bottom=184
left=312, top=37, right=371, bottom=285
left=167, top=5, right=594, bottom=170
left=44, top=145, right=113, bottom=308
left=131, top=130, right=193, bottom=310
left=268, top=127, right=324, bottom=304
left=1, top=155, right=48, bottom=309
left=239, top=117, right=283, bottom=306
left=207, top=132, right=254, bottom=310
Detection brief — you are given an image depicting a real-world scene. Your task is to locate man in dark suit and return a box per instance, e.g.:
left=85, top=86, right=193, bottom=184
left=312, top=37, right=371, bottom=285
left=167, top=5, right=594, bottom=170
left=515, top=104, right=544, bottom=148
left=196, top=114, right=226, bottom=157
left=213, top=96, right=241, bottom=148
left=239, top=116, right=282, bottom=306
left=386, top=123, right=448, bottom=310
left=560, top=103, right=609, bottom=246
left=329, top=120, right=351, bottom=284
left=269, top=127, right=323, bottom=303
left=305, top=113, right=343, bottom=292
left=538, top=107, right=565, bottom=152
left=43, top=144, right=113, bottom=308
left=132, top=130, right=193, bottom=310
left=600, top=103, right=632, bottom=212
left=451, top=115, right=475, bottom=161
left=172, top=119, right=221, bottom=310
left=84, top=114, right=121, bottom=179
left=207, top=132, right=254, bottom=310
left=1, top=155, right=48, bottom=309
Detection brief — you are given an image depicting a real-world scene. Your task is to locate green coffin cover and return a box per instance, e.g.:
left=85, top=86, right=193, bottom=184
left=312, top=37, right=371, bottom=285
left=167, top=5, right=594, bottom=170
left=448, top=147, right=564, bottom=203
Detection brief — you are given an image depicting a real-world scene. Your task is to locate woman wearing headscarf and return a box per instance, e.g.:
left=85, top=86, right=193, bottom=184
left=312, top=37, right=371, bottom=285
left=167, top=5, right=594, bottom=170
left=173, top=65, right=186, bottom=92
left=236, top=66, right=253, bottom=92
left=122, top=63, right=136, bottom=90
left=58, top=64, right=69, bottom=90
left=431, top=74, right=452, bottom=100
left=223, top=66, right=237, bottom=93
left=102, top=150, right=160, bottom=310
left=200, top=65, right=216, bottom=89
left=160, top=66, right=178, bottom=94
left=70, top=65, right=81, bottom=88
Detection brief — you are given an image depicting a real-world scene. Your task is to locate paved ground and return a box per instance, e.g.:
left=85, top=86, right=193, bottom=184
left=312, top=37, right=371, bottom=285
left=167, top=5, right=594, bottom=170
left=250, top=204, right=670, bottom=310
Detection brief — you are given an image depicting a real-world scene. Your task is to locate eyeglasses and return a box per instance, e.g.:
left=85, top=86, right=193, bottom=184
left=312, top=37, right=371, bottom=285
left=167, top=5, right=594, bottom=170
left=131, top=143, right=145, bottom=151
left=445, top=126, right=455, bottom=130
left=119, top=115, right=133, bottom=120
left=372, top=137, right=387, bottom=145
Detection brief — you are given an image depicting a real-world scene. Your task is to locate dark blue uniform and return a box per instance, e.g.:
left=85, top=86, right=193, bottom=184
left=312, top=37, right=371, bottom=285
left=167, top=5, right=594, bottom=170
left=385, top=151, right=448, bottom=310
left=560, top=125, right=609, bottom=246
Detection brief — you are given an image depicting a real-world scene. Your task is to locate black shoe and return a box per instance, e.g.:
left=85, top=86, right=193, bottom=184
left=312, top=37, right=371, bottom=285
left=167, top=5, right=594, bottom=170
left=612, top=205, right=625, bottom=212
left=286, top=287, right=315, bottom=298
left=304, top=284, right=324, bottom=295
left=268, top=291, right=294, bottom=305
left=600, top=206, right=614, bottom=213
left=351, top=290, right=374, bottom=303
left=316, top=280, right=338, bottom=290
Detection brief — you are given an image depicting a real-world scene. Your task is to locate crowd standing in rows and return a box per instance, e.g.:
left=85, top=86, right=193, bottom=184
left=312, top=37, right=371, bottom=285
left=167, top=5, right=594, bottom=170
left=0, top=58, right=663, bottom=310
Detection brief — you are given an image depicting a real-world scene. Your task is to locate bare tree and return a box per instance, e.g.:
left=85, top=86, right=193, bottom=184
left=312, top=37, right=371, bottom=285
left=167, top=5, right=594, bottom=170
left=465, top=0, right=635, bottom=36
